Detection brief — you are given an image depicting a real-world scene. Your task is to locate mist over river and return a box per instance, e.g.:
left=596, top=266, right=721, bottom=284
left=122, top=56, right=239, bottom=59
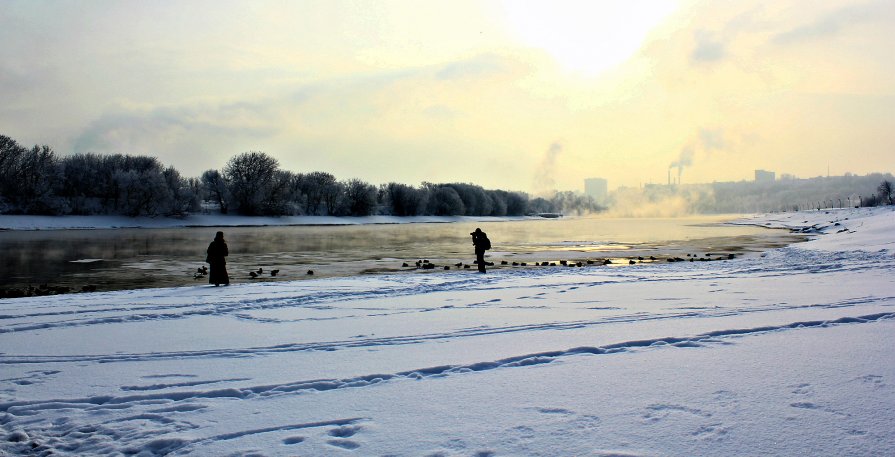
left=0, top=215, right=803, bottom=293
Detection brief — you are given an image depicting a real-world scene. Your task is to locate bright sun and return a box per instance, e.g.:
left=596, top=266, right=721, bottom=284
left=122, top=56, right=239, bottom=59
left=501, top=0, right=678, bottom=76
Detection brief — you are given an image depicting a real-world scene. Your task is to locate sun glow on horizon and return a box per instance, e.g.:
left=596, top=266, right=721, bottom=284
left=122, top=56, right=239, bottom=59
left=501, top=0, right=679, bottom=76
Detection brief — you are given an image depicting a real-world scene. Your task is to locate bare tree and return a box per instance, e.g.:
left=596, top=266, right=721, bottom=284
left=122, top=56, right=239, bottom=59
left=0, top=135, right=25, bottom=211
left=110, top=157, right=174, bottom=217
left=60, top=153, right=105, bottom=214
left=426, top=185, right=465, bottom=216
left=385, top=182, right=427, bottom=216
left=878, top=180, right=893, bottom=205
left=505, top=191, right=529, bottom=216
left=297, top=171, right=338, bottom=215
left=223, top=151, right=280, bottom=215
left=201, top=169, right=229, bottom=214
left=320, top=179, right=343, bottom=216
left=0, top=138, right=65, bottom=214
left=340, top=179, right=378, bottom=216
left=262, top=170, right=296, bottom=215
left=163, top=166, right=197, bottom=216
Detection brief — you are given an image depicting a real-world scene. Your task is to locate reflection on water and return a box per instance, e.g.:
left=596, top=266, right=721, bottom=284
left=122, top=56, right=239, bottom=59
left=0, top=216, right=803, bottom=293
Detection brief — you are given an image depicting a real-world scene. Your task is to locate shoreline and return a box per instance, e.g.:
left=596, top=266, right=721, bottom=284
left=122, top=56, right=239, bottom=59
left=0, top=212, right=760, bottom=232
left=0, top=212, right=813, bottom=298
left=0, top=214, right=538, bottom=231
left=2, top=207, right=888, bottom=298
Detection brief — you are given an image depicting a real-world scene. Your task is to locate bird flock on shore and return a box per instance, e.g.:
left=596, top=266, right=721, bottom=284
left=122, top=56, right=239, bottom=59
left=397, top=253, right=737, bottom=272
left=1, top=252, right=738, bottom=299
left=0, top=283, right=97, bottom=299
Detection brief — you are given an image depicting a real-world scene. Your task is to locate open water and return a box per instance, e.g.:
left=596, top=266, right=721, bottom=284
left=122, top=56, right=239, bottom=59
left=0, top=215, right=803, bottom=293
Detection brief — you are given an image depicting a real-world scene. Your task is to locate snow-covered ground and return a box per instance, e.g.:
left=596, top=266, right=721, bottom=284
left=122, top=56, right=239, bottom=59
left=1, top=207, right=893, bottom=456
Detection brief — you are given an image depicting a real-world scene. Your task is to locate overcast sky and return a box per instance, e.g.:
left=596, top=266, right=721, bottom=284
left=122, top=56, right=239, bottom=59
left=2, top=0, right=894, bottom=193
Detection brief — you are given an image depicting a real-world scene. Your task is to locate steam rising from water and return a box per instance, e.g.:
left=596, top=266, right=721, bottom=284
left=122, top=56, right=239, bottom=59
left=534, top=141, right=563, bottom=196
left=607, top=184, right=716, bottom=217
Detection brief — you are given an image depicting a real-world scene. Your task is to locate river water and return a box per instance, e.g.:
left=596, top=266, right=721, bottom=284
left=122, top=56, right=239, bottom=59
left=0, top=215, right=802, bottom=293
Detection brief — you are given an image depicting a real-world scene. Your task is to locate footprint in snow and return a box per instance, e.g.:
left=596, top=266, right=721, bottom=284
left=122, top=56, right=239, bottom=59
left=282, top=436, right=305, bottom=445
left=789, top=401, right=821, bottom=410
left=327, top=439, right=361, bottom=450
left=711, top=390, right=739, bottom=407
left=790, top=383, right=812, bottom=395
left=642, top=403, right=710, bottom=423
left=854, top=374, right=885, bottom=387
left=789, top=401, right=848, bottom=417
left=4, top=370, right=61, bottom=387
left=328, top=425, right=361, bottom=438
left=692, top=422, right=731, bottom=441
left=535, top=407, right=574, bottom=415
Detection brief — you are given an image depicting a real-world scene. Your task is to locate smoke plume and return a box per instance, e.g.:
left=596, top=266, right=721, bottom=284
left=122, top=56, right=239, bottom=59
left=669, top=144, right=695, bottom=184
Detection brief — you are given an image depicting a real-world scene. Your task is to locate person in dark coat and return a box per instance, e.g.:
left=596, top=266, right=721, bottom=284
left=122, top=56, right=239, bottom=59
left=206, top=231, right=230, bottom=286
left=471, top=228, right=490, bottom=273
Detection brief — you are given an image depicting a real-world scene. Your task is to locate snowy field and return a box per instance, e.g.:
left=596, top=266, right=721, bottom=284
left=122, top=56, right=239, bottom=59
left=1, top=207, right=893, bottom=456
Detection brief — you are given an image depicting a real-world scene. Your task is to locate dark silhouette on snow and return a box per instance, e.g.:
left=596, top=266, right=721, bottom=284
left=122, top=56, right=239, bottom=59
left=471, top=228, right=491, bottom=273
left=206, top=231, right=230, bottom=286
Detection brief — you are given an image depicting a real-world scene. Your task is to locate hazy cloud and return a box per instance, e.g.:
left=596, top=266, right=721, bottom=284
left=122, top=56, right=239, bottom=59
left=436, top=54, right=512, bottom=81
left=687, top=6, right=766, bottom=66
left=422, top=105, right=458, bottom=120
left=691, top=31, right=727, bottom=63
left=285, top=53, right=519, bottom=108
left=699, top=128, right=726, bottom=153
left=70, top=51, right=521, bottom=158
left=73, top=102, right=280, bottom=159
left=772, top=2, right=891, bottom=45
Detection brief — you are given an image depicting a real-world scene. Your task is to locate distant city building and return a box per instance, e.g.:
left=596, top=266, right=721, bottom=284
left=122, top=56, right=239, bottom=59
left=584, top=177, right=608, bottom=201
left=755, top=169, right=775, bottom=183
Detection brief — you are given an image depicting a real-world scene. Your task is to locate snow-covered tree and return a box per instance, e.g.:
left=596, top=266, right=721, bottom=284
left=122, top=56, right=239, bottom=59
left=223, top=151, right=280, bottom=215
left=878, top=180, right=893, bottom=205
left=339, top=178, right=378, bottom=216
left=200, top=169, right=229, bottom=214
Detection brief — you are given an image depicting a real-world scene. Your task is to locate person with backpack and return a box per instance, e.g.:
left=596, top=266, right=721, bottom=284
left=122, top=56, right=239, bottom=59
left=471, top=228, right=491, bottom=273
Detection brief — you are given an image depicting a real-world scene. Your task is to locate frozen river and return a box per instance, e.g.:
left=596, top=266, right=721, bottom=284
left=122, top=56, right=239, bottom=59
left=0, top=215, right=801, bottom=293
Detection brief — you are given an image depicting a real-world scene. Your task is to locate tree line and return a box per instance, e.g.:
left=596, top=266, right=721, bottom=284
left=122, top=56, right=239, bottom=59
left=708, top=173, right=895, bottom=213
left=607, top=172, right=894, bottom=216
left=0, top=134, right=602, bottom=217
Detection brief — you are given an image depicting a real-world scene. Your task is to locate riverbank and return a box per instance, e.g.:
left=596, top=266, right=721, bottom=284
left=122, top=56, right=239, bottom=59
left=732, top=205, right=894, bottom=252
left=0, top=214, right=797, bottom=295
left=0, top=214, right=534, bottom=231
left=1, top=207, right=893, bottom=455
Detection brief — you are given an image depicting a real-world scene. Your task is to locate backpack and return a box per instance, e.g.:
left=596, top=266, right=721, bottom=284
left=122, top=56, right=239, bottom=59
left=481, top=235, right=491, bottom=250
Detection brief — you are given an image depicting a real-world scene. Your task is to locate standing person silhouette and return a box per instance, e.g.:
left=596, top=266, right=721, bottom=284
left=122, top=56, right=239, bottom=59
left=206, top=231, right=230, bottom=286
left=471, top=228, right=491, bottom=273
